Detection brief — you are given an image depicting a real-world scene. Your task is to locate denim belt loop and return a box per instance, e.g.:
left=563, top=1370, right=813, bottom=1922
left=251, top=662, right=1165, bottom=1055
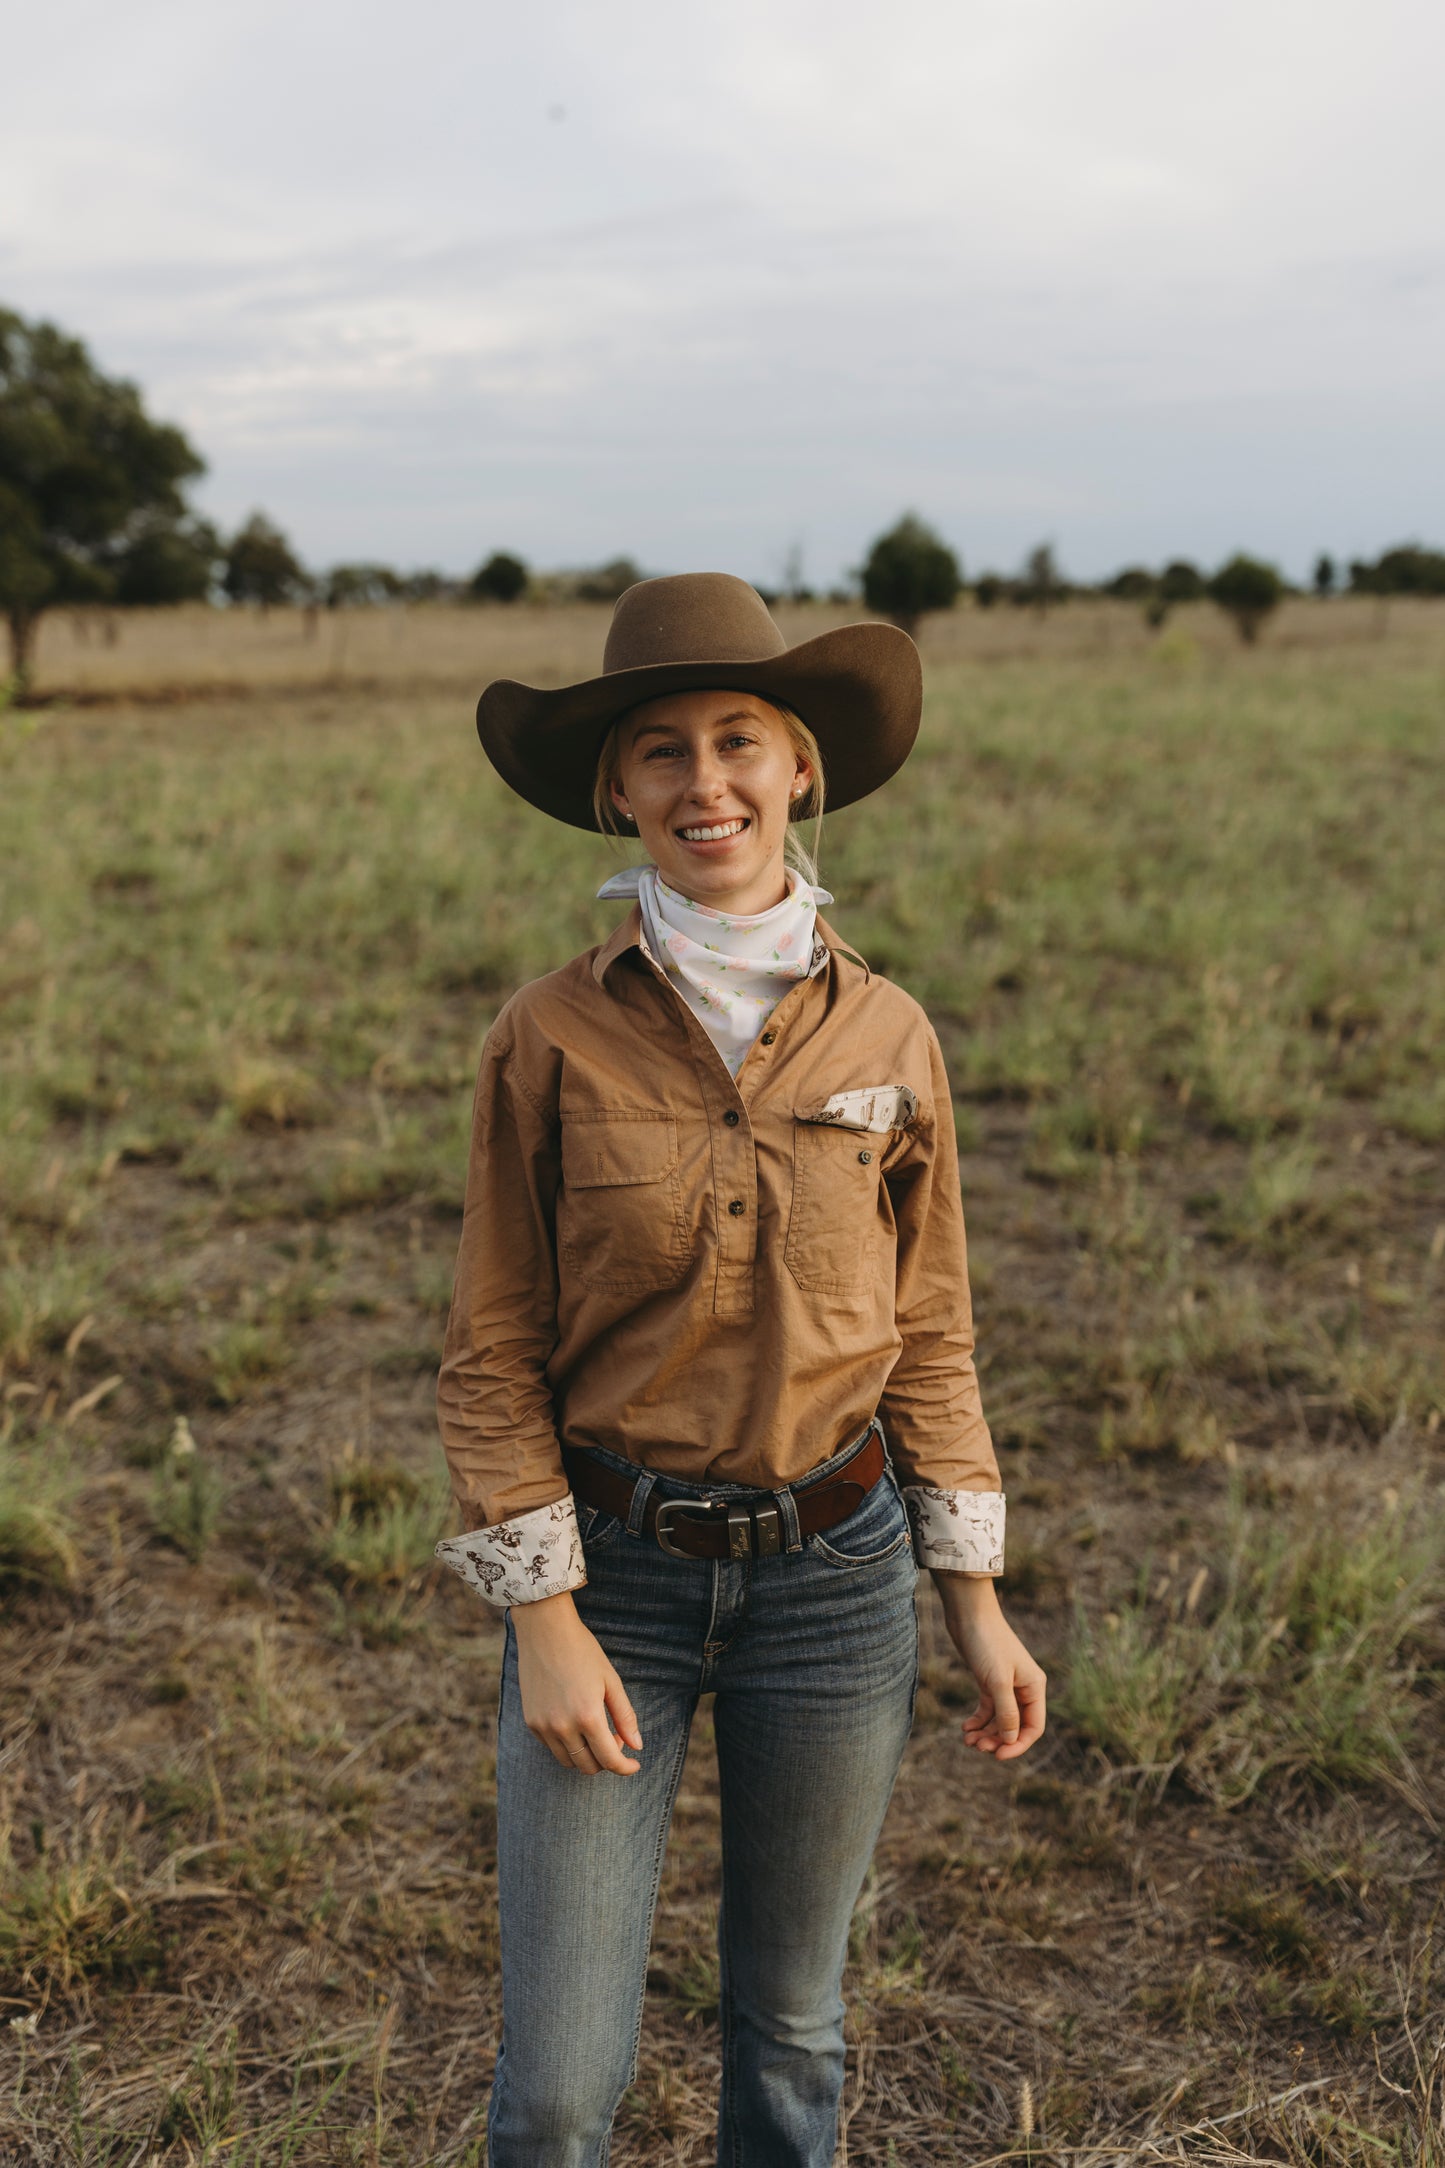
left=774, top=1486, right=803, bottom=1553
left=626, top=1467, right=658, bottom=1537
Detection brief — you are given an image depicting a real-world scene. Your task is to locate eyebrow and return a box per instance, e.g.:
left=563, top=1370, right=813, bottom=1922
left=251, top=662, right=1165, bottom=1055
left=629, top=709, right=760, bottom=742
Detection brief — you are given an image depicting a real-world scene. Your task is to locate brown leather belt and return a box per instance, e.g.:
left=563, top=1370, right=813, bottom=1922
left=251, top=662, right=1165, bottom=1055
left=561, top=1422, right=885, bottom=1561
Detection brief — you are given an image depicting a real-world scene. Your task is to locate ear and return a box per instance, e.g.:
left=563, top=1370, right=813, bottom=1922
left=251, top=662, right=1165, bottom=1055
left=791, top=751, right=814, bottom=800
left=608, top=775, right=634, bottom=822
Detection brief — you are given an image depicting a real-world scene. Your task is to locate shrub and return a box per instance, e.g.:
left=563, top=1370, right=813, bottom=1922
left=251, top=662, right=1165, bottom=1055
left=469, top=552, right=528, bottom=603
left=860, top=513, right=961, bottom=633
left=1347, top=543, right=1445, bottom=596
left=1207, top=553, right=1283, bottom=644
left=1104, top=567, right=1156, bottom=602
left=324, top=562, right=403, bottom=608
left=574, top=556, right=642, bottom=603
left=1159, top=559, right=1205, bottom=603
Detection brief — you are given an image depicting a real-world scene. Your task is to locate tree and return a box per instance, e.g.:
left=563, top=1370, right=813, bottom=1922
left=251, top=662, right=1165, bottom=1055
left=860, top=513, right=961, bottom=634
left=1313, top=553, right=1336, bottom=597
left=0, top=305, right=206, bottom=683
left=1207, top=553, right=1283, bottom=645
left=470, top=551, right=529, bottom=603
left=1159, top=560, right=1205, bottom=604
left=223, top=513, right=307, bottom=609
left=112, top=514, right=222, bottom=605
left=1348, top=543, right=1445, bottom=596
left=325, top=561, right=403, bottom=608
left=1103, top=566, right=1156, bottom=602
left=1016, top=542, right=1065, bottom=615
left=972, top=573, right=1008, bottom=609
left=401, top=569, right=456, bottom=603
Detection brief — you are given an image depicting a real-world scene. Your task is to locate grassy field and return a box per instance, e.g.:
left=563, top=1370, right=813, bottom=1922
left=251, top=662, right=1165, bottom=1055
left=1, top=600, right=1442, bottom=2165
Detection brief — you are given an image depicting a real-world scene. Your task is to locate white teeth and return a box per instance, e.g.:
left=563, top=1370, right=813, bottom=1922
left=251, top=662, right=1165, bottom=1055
left=680, top=818, right=747, bottom=841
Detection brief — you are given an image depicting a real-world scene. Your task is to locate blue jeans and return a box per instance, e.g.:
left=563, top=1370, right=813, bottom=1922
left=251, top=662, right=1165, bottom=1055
left=487, top=1426, right=921, bottom=2167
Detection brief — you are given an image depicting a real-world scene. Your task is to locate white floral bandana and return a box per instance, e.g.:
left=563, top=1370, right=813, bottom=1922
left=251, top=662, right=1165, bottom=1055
left=596, top=864, right=833, bottom=1077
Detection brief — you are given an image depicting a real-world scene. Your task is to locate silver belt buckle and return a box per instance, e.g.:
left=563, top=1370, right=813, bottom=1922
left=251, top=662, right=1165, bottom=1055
left=653, top=1495, right=728, bottom=1558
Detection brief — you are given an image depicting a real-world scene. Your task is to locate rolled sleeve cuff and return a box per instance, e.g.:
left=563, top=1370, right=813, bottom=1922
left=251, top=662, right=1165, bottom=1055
left=903, top=1486, right=1006, bottom=1575
left=434, top=1494, right=587, bottom=1610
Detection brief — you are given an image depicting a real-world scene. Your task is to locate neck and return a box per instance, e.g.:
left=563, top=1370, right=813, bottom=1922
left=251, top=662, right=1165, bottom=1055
left=657, top=861, right=794, bottom=917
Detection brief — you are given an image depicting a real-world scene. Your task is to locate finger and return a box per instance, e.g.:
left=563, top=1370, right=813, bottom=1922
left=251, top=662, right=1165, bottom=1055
left=604, top=1673, right=643, bottom=1752
left=997, top=1678, right=1048, bottom=1758
left=554, top=1731, right=602, bottom=1775
left=962, top=1685, right=993, bottom=1728
left=988, top=1681, right=1021, bottom=1745
left=961, top=1692, right=998, bottom=1749
left=579, top=1713, right=641, bottom=1776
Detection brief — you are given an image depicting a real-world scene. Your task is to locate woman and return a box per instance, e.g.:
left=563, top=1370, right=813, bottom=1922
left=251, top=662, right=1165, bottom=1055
left=434, top=573, right=1046, bottom=2167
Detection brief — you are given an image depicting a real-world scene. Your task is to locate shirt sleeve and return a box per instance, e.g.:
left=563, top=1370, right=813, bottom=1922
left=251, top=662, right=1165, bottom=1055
left=433, top=1013, right=587, bottom=1608
left=879, top=1023, right=1006, bottom=1576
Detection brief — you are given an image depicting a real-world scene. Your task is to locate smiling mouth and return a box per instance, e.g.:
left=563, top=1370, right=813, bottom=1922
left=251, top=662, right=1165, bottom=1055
left=677, top=817, right=750, bottom=842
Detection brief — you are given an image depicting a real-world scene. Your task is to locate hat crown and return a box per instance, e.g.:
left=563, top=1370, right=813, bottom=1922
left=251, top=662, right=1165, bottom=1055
left=603, top=573, right=787, bottom=676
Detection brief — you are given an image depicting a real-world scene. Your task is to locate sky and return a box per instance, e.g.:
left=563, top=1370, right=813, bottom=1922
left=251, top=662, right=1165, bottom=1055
left=5, top=0, right=1443, bottom=587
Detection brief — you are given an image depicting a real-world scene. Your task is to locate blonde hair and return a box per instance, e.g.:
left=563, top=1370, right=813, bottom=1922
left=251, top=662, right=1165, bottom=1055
left=592, top=694, right=826, bottom=887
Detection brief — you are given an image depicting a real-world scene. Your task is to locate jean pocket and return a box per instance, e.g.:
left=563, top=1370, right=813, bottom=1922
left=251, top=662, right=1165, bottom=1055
left=806, top=1471, right=913, bottom=1569
left=578, top=1501, right=625, bottom=1550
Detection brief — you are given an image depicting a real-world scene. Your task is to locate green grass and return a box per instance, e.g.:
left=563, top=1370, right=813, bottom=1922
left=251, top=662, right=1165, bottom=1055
left=0, top=1425, right=84, bottom=1595
left=1064, top=1472, right=1445, bottom=1804
left=0, top=614, right=1442, bottom=2162
left=3, top=645, right=1443, bottom=1179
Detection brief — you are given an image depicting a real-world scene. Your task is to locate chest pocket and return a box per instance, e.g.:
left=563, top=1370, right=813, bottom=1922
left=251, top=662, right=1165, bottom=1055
left=558, top=1112, right=692, bottom=1295
left=784, top=1119, right=887, bottom=1296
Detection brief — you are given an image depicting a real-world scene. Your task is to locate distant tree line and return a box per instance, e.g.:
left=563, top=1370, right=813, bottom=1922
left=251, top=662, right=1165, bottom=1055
left=5, top=303, right=1444, bottom=682
left=856, top=514, right=1445, bottom=645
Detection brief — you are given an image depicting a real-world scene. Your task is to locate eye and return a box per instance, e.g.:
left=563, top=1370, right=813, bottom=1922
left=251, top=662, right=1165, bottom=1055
left=643, top=743, right=683, bottom=759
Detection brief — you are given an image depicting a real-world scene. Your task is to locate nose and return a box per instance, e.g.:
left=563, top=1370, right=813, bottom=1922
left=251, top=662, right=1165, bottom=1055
left=683, top=747, right=728, bottom=804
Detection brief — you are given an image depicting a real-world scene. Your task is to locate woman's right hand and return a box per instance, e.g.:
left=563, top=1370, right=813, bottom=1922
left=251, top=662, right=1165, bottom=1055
left=510, top=1592, right=644, bottom=1775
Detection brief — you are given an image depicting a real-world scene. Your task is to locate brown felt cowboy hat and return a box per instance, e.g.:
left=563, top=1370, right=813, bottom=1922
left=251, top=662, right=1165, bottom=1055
left=475, top=573, right=922, bottom=832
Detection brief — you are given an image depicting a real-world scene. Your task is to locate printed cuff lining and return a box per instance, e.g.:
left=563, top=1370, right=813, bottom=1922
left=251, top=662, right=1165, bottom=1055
left=902, top=1486, right=1006, bottom=1575
left=434, top=1493, right=586, bottom=1609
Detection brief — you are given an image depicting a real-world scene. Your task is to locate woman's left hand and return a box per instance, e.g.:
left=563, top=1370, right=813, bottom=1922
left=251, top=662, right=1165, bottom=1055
left=932, top=1574, right=1047, bottom=1761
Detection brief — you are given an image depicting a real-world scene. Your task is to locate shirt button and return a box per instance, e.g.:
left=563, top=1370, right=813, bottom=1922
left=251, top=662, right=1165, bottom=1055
left=728, top=1199, right=745, bottom=1216
left=723, top=1109, right=740, bottom=1126
left=858, top=1150, right=873, bottom=1164
left=760, top=1031, right=776, bottom=1045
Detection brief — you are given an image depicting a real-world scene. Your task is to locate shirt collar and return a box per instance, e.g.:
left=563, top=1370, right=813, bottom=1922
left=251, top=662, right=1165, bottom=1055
left=593, top=903, right=866, bottom=985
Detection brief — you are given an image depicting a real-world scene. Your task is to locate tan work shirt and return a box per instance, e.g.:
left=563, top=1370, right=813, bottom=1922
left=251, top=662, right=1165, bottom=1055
left=434, top=902, right=1003, bottom=1574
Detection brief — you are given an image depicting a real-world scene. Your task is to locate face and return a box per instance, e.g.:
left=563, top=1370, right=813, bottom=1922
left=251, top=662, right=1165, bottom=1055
left=609, top=689, right=812, bottom=915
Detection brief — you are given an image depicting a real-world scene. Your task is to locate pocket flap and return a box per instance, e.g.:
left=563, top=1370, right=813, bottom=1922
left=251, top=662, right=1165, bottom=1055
left=562, top=1113, right=678, bottom=1188
left=795, top=1085, right=919, bottom=1134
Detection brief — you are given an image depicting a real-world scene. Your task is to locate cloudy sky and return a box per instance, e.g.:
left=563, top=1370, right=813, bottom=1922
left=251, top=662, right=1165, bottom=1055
left=6, top=0, right=1442, bottom=585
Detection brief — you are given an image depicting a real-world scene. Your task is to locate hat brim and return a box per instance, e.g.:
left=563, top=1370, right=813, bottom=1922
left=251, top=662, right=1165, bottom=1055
left=475, top=621, right=922, bottom=831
